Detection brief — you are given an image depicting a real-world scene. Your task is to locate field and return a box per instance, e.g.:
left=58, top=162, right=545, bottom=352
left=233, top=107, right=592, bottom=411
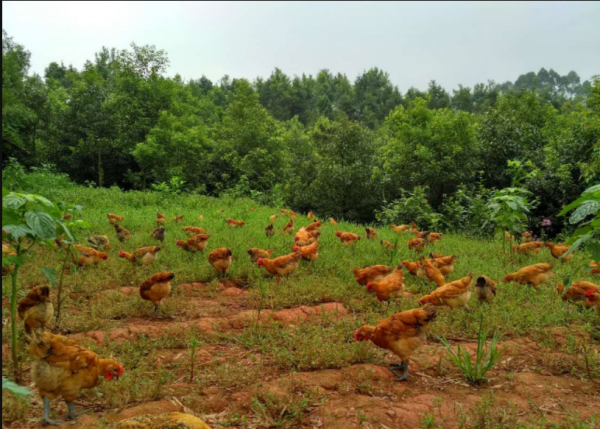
left=2, top=182, right=600, bottom=429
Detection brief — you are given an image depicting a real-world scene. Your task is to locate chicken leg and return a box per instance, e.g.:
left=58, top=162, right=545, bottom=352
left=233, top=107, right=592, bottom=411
left=390, top=360, right=411, bottom=381
left=42, top=396, right=61, bottom=426
left=66, top=401, right=79, bottom=420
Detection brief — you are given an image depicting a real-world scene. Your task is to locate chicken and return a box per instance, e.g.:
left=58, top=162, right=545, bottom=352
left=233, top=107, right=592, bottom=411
left=366, top=267, right=405, bottom=302
left=429, top=252, right=444, bottom=259
left=289, top=211, right=298, bottom=219
left=107, top=213, right=125, bottom=225
left=176, top=234, right=210, bottom=253
left=407, top=233, right=430, bottom=252
left=429, top=233, right=443, bottom=243
left=335, top=231, right=361, bottom=246
left=475, top=276, right=497, bottom=303
left=512, top=241, right=543, bottom=255
left=381, top=240, right=399, bottom=252
left=116, top=413, right=212, bottom=429
left=329, top=217, right=338, bottom=226
left=585, top=290, right=600, bottom=312
left=354, top=305, right=437, bottom=381
left=294, top=227, right=320, bottom=246
left=280, top=209, right=289, bottom=215
left=305, top=220, right=322, bottom=233
left=72, top=245, right=109, bottom=267
left=293, top=241, right=319, bottom=261
left=151, top=226, right=166, bottom=243
left=421, top=258, right=445, bottom=287
left=62, top=212, right=72, bottom=221
left=556, top=281, right=599, bottom=310
left=430, top=255, right=457, bottom=276
left=592, top=261, right=600, bottom=275
left=353, top=265, right=393, bottom=286
left=173, top=215, right=184, bottom=223
left=307, top=211, right=315, bottom=221
left=182, top=226, right=206, bottom=237
left=18, top=286, right=54, bottom=333
left=156, top=213, right=167, bottom=226
left=257, top=253, right=302, bottom=278
left=391, top=224, right=408, bottom=233
left=248, top=248, right=273, bottom=263
left=208, top=248, right=232, bottom=278
left=410, top=222, right=419, bottom=234
left=87, top=235, right=111, bottom=250
left=226, top=218, right=245, bottom=228
left=365, top=227, right=378, bottom=240
left=503, top=263, right=554, bottom=290
left=115, top=224, right=132, bottom=242
left=198, top=214, right=204, bottom=222
left=265, top=223, right=274, bottom=237
left=401, top=260, right=424, bottom=277
left=29, top=331, right=123, bottom=426
left=269, top=214, right=278, bottom=223
left=521, top=231, right=533, bottom=243
left=418, top=273, right=474, bottom=311
left=505, top=231, right=515, bottom=242
left=544, top=242, right=573, bottom=262
left=282, top=219, right=294, bottom=235
left=3, top=243, right=16, bottom=275
left=119, top=246, right=162, bottom=266
left=140, top=272, right=175, bottom=311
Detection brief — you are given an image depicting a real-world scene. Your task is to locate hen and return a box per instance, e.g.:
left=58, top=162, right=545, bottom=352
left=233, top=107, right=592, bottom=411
left=365, top=227, right=378, bottom=240
left=521, top=231, right=533, bottom=243
left=307, top=211, right=315, bottom=221
left=503, top=263, right=554, bottom=290
left=119, top=246, right=162, bottom=266
left=401, top=260, right=424, bottom=277
left=592, top=261, right=600, bottom=275
left=107, top=213, right=125, bottom=225
left=173, top=215, right=184, bottom=223
left=115, top=224, right=132, bottom=242
left=475, top=275, right=497, bottom=303
left=269, top=214, right=278, bottom=223
left=72, top=245, right=109, bottom=267
left=156, top=213, right=167, bottom=226
left=407, top=233, right=430, bottom=252
left=177, top=234, right=210, bottom=253
left=265, top=223, right=275, bottom=237
left=293, top=241, right=319, bottom=261
left=18, top=286, right=54, bottom=333
left=429, top=233, right=443, bottom=243
left=421, top=258, right=446, bottom=287
left=335, top=231, right=361, bottom=246
left=87, top=235, right=111, bottom=250
left=355, top=305, right=437, bottom=381
left=430, top=255, right=457, bottom=276
left=294, top=227, right=320, bottom=246
left=116, top=413, right=212, bottom=429
left=257, top=253, right=302, bottom=278
left=512, top=241, right=543, bottom=255
left=353, top=265, right=393, bottom=286
left=329, top=217, right=338, bottom=226
left=151, top=226, right=166, bottom=243
left=208, top=248, right=233, bottom=278
left=248, top=248, right=273, bottom=263
left=557, top=281, right=599, bottom=310
left=282, top=219, right=294, bottom=235
left=226, top=218, right=245, bottom=228
left=544, top=242, right=573, bottom=262
left=305, top=220, right=323, bottom=233
left=29, top=330, right=123, bottom=425
left=140, top=272, right=175, bottom=311
left=182, top=226, right=206, bottom=237
left=366, top=266, right=405, bottom=302
left=418, top=273, right=474, bottom=311
left=391, top=224, right=408, bottom=233
left=381, top=240, right=399, bottom=252
left=410, top=222, right=419, bottom=234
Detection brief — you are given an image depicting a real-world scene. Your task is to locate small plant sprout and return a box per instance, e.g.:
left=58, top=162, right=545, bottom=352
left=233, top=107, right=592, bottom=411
left=189, top=338, right=200, bottom=383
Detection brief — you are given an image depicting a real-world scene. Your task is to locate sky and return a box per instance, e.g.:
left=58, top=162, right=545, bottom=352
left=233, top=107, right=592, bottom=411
left=3, top=1, right=599, bottom=92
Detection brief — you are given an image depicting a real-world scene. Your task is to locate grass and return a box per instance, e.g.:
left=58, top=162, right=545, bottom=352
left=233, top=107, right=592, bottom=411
left=2, top=178, right=599, bottom=427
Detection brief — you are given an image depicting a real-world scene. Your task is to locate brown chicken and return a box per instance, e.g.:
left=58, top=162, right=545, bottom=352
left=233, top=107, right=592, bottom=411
left=544, top=242, right=573, bottom=262
left=265, top=223, right=275, bottom=237
left=410, top=222, right=419, bottom=234
left=475, top=276, right=497, bottom=303
left=429, top=233, right=443, bottom=243
left=72, top=245, right=109, bottom=267
left=248, top=248, right=273, bottom=263
left=307, top=211, right=315, bottom=221
left=151, top=226, right=166, bottom=243
left=354, top=305, right=437, bottom=381
left=353, top=265, right=394, bottom=286
left=381, top=240, right=399, bottom=252
left=282, top=219, right=294, bottom=235
left=430, top=255, right=457, bottom=276
left=407, top=233, right=430, bottom=252
left=591, top=261, right=600, bottom=275
left=294, top=227, right=320, bottom=246
left=87, top=235, right=111, bottom=250
left=208, top=248, right=233, bottom=278
left=280, top=209, right=289, bottom=215
left=556, top=281, right=599, bottom=310
left=418, top=273, right=474, bottom=311
left=182, top=226, right=206, bottom=237
left=336, top=231, right=361, bottom=246
left=140, top=272, right=175, bottom=311
left=366, top=267, right=405, bottom=302
left=119, top=246, right=162, bottom=266
left=198, top=214, right=204, bottom=222
left=512, top=241, right=543, bottom=255
left=107, top=213, right=125, bottom=225
left=293, top=241, right=319, bottom=261
left=114, top=224, right=132, bottom=242
left=226, top=218, right=245, bottom=228
left=421, top=258, right=445, bottom=287
left=505, top=231, right=515, bottom=242
left=269, top=214, right=278, bottom=223
left=365, top=227, right=378, bottom=240
left=156, top=213, right=167, bottom=226
left=329, top=217, right=338, bottom=226
left=29, top=330, right=123, bottom=425
left=401, top=260, right=424, bottom=277
left=521, top=231, right=533, bottom=243
left=257, top=253, right=302, bottom=278
left=173, top=215, right=184, bottom=223
left=429, top=252, right=444, bottom=259
left=18, top=286, right=54, bottom=333
left=391, top=224, right=408, bottom=233
left=116, top=413, right=213, bottom=429
left=289, top=211, right=298, bottom=219
left=176, top=234, right=210, bottom=253
left=62, top=212, right=72, bottom=220
left=503, top=263, right=554, bottom=290
left=306, top=220, right=323, bottom=233
left=585, top=290, right=600, bottom=312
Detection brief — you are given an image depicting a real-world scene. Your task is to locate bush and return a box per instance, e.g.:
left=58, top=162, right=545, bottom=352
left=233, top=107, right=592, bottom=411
left=376, top=186, right=441, bottom=230
left=439, top=184, right=493, bottom=236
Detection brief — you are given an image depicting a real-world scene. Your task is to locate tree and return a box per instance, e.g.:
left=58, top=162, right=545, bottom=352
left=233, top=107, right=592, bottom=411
left=427, top=80, right=450, bottom=109
left=353, top=68, right=403, bottom=128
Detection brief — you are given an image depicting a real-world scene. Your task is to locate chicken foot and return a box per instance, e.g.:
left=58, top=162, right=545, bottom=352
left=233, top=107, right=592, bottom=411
left=42, top=396, right=61, bottom=426
left=66, top=401, right=79, bottom=420
left=389, top=360, right=411, bottom=381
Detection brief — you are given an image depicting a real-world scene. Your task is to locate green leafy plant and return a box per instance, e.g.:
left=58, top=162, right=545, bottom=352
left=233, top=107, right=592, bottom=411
left=438, top=316, right=509, bottom=385
left=376, top=186, right=441, bottom=230
left=2, top=190, right=74, bottom=380
left=151, top=176, right=187, bottom=196
left=2, top=377, right=31, bottom=397
left=507, top=159, right=540, bottom=186
left=188, top=338, right=200, bottom=383
left=559, top=184, right=600, bottom=260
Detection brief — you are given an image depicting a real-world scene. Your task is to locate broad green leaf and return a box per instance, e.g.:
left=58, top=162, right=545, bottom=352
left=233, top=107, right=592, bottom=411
left=587, top=241, right=600, bottom=264
left=7, top=255, right=24, bottom=266
left=558, top=195, right=594, bottom=216
left=43, top=267, right=58, bottom=285
left=2, top=224, right=34, bottom=238
left=583, top=184, right=600, bottom=195
left=25, top=211, right=56, bottom=240
left=2, top=378, right=32, bottom=397
left=2, top=211, right=20, bottom=227
left=569, top=200, right=600, bottom=224
left=2, top=194, right=27, bottom=210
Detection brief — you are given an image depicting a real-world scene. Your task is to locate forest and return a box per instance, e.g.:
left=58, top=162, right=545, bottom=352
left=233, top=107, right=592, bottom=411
left=3, top=29, right=599, bottom=233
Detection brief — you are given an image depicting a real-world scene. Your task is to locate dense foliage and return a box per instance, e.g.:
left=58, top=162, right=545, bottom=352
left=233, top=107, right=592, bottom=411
left=2, top=30, right=599, bottom=232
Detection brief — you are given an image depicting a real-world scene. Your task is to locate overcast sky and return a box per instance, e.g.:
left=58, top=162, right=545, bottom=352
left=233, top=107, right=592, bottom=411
left=3, top=1, right=599, bottom=91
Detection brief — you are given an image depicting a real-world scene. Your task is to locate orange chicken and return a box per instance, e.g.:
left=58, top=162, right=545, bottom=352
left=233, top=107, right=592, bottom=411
left=391, top=224, right=409, bottom=233
left=18, top=286, right=54, bottom=333
left=294, top=227, right=320, bottom=246
left=282, top=219, right=294, bottom=235
left=306, top=220, right=323, bottom=233
left=114, top=224, right=132, bottom=242
left=107, top=213, right=125, bottom=225
left=72, top=245, right=109, bottom=267
left=257, top=253, right=302, bottom=278
left=556, top=281, right=599, bottom=310
left=269, top=214, right=278, bottom=223
left=365, top=227, right=378, bottom=240
left=591, top=261, right=600, bottom=275
left=198, top=214, right=204, bottom=222
left=381, top=240, right=399, bottom=252
left=418, top=273, right=474, bottom=311
left=29, top=330, right=123, bottom=425
left=307, top=211, right=315, bottom=221
left=430, top=255, right=457, bottom=276
left=119, top=246, right=162, bottom=266
left=401, top=260, right=424, bottom=277
left=289, top=211, right=298, bottom=219
left=140, top=272, right=175, bottom=311
left=280, top=209, right=289, bottom=215
left=366, top=267, right=405, bottom=302
left=226, top=218, right=245, bottom=228
left=544, top=242, right=573, bottom=262
left=329, top=217, right=338, bottom=226
left=335, top=231, right=361, bottom=246
left=293, top=241, right=319, bottom=261
left=354, top=265, right=393, bottom=286
left=208, top=248, right=232, bottom=278
left=115, top=413, right=213, bottom=429
left=503, top=263, right=554, bottom=290
left=182, top=226, right=206, bottom=237
left=156, top=213, right=167, bottom=226
left=265, top=224, right=274, bottom=237
left=176, top=234, right=210, bottom=253
left=248, top=248, right=273, bottom=263
left=410, top=222, right=419, bottom=234
left=505, top=231, right=515, bottom=242
left=429, top=233, right=443, bottom=243
left=354, top=305, right=437, bottom=381
left=87, top=235, right=111, bottom=250
left=407, top=234, right=429, bottom=252
left=173, top=215, right=184, bottom=223
left=521, top=231, right=533, bottom=243
left=512, top=241, right=543, bottom=255
left=422, top=258, right=445, bottom=287
left=475, top=276, right=497, bottom=303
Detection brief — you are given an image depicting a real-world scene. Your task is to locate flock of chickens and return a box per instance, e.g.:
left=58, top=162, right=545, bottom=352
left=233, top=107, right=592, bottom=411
left=4, top=208, right=599, bottom=427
